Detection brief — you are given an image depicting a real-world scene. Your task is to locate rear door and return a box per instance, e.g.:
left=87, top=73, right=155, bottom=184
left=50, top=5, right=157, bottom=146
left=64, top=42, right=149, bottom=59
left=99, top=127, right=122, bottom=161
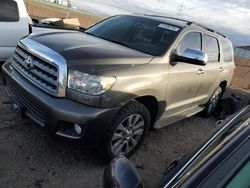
left=219, top=39, right=235, bottom=86
left=164, top=31, right=204, bottom=116
left=0, top=0, right=29, bottom=60
left=194, top=34, right=221, bottom=105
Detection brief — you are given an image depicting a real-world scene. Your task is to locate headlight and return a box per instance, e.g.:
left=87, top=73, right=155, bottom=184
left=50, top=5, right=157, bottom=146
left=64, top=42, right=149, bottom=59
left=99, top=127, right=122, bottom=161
left=68, top=70, right=116, bottom=95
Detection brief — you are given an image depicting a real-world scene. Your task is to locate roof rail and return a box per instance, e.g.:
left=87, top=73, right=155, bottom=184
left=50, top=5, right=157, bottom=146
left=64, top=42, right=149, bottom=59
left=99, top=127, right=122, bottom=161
left=140, top=14, right=226, bottom=38
left=187, top=22, right=226, bottom=38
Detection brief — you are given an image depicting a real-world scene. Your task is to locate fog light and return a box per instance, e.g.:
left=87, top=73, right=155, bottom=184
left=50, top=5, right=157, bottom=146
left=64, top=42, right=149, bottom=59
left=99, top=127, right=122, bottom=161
left=74, top=124, right=82, bottom=135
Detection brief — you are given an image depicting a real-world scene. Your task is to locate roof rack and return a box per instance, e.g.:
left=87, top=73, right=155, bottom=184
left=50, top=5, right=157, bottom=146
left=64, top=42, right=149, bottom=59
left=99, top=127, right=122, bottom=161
left=187, top=22, right=226, bottom=38
left=142, top=14, right=226, bottom=38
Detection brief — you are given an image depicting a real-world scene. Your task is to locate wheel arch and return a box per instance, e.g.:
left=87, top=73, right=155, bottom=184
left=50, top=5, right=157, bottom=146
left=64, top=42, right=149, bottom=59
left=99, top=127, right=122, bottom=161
left=134, top=95, right=165, bottom=128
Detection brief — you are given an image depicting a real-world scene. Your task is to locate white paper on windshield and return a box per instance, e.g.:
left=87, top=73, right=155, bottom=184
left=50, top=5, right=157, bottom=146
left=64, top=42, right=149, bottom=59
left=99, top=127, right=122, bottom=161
left=158, top=24, right=180, bottom=31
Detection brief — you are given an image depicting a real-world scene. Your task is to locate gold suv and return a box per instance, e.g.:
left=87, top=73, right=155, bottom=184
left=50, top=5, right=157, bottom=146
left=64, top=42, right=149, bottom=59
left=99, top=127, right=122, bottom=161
left=2, top=15, right=235, bottom=160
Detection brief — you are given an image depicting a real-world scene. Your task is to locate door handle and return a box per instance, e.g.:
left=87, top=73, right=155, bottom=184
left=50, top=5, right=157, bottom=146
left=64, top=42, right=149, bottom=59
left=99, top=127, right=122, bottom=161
left=196, top=69, right=205, bottom=75
left=219, top=67, right=224, bottom=72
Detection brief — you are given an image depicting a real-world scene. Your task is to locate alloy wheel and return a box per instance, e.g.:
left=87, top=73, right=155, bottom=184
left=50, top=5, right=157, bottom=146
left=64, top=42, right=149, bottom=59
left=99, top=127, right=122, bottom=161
left=111, top=114, right=145, bottom=156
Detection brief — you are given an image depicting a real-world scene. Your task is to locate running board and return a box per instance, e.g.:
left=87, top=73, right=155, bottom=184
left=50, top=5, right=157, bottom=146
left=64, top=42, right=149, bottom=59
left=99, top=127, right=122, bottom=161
left=154, top=106, right=205, bottom=129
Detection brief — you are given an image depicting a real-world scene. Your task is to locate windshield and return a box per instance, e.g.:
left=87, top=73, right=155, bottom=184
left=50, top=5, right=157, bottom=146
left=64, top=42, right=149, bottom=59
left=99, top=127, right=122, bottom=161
left=85, top=15, right=181, bottom=56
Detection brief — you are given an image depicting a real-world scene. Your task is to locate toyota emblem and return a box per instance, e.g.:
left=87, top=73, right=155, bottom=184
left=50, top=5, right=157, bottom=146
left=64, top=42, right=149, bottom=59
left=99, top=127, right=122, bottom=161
left=25, top=56, right=34, bottom=69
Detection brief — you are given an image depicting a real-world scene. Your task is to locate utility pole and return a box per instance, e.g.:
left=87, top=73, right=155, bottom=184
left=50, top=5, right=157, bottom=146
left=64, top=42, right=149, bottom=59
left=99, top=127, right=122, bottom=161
left=177, top=2, right=184, bottom=18
left=66, top=0, right=70, bottom=18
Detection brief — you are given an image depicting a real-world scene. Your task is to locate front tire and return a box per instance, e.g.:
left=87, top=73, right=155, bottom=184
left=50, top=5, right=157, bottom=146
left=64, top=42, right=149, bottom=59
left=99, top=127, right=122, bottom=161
left=202, top=87, right=223, bottom=117
left=102, top=101, right=150, bottom=161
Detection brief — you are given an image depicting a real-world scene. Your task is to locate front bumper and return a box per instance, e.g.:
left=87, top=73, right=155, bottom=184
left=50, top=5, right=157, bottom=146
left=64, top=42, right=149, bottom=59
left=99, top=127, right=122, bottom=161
left=2, top=61, right=119, bottom=143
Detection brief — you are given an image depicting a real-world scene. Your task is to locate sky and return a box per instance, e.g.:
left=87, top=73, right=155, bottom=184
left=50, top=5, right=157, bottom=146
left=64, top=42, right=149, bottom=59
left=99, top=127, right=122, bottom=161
left=68, top=0, right=250, bottom=46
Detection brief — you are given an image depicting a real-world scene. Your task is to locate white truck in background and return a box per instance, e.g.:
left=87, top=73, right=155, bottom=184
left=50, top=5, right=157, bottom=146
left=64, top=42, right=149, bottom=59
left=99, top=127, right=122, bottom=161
left=0, top=0, right=31, bottom=61
left=0, top=0, right=83, bottom=62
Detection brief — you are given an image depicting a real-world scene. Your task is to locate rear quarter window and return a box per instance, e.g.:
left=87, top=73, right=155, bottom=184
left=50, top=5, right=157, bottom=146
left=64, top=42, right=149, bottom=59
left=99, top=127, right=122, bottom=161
left=0, top=0, right=19, bottom=22
left=221, top=39, right=233, bottom=62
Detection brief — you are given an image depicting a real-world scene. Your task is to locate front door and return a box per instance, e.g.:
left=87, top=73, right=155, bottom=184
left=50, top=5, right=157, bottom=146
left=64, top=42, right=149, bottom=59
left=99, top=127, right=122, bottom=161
left=164, top=31, right=204, bottom=117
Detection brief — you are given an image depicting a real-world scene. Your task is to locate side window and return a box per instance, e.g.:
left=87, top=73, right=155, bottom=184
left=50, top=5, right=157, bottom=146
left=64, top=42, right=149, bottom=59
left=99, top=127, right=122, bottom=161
left=0, top=0, right=19, bottom=22
left=204, top=35, right=220, bottom=62
left=177, top=32, right=202, bottom=55
left=221, top=39, right=233, bottom=62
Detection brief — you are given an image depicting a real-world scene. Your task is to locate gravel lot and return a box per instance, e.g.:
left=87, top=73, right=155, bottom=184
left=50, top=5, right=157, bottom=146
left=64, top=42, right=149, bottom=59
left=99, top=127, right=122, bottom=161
left=0, top=73, right=249, bottom=188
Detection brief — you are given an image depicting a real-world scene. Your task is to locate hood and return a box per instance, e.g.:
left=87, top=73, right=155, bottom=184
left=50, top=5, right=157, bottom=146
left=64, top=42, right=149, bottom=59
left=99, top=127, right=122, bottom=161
left=27, top=31, right=153, bottom=74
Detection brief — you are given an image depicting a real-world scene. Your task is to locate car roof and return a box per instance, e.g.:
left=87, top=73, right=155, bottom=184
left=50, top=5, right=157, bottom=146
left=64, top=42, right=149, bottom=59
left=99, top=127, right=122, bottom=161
left=138, top=14, right=189, bottom=27
left=128, top=14, right=227, bottom=39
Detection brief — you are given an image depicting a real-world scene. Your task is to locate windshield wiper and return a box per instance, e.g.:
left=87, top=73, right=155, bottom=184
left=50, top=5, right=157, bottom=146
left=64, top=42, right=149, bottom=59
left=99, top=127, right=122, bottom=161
left=85, top=32, right=130, bottom=48
left=105, top=39, right=130, bottom=48
left=85, top=32, right=97, bottom=37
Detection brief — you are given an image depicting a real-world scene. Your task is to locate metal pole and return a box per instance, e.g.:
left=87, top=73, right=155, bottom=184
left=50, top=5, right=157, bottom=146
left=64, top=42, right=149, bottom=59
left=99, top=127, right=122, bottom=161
left=66, top=0, right=70, bottom=18
left=177, top=2, right=184, bottom=18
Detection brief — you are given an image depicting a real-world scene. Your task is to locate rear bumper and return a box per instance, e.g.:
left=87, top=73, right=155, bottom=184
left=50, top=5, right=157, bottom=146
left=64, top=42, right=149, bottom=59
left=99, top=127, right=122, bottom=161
left=2, top=61, right=119, bottom=143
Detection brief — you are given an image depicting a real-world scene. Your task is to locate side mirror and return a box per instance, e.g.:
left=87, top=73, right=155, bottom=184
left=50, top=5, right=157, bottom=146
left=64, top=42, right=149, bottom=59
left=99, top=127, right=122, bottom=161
left=173, top=49, right=208, bottom=66
left=103, top=156, right=143, bottom=188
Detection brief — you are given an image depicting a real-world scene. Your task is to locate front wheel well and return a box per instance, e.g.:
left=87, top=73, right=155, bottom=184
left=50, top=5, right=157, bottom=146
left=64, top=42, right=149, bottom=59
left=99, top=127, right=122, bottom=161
left=135, top=96, right=158, bottom=127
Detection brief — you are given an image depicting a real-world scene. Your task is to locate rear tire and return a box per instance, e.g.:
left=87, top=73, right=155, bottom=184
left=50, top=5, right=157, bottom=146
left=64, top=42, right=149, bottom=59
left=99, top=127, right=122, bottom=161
left=101, top=101, right=150, bottom=161
left=202, top=87, right=223, bottom=117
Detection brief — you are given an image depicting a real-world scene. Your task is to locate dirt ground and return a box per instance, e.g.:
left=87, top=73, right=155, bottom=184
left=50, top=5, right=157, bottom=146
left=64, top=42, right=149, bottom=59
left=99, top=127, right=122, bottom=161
left=0, top=73, right=249, bottom=188
left=25, top=0, right=102, bottom=28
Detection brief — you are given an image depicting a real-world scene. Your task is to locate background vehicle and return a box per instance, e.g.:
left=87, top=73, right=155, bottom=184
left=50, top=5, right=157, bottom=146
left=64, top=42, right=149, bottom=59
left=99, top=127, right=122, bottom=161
left=0, top=0, right=30, bottom=62
left=0, top=0, right=82, bottom=62
left=103, top=106, right=250, bottom=188
left=2, top=15, right=235, bottom=160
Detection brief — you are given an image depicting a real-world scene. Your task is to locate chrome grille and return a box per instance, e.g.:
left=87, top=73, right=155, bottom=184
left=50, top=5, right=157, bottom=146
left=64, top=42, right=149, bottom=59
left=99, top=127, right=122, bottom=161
left=11, top=38, right=67, bottom=97
left=12, top=46, right=59, bottom=95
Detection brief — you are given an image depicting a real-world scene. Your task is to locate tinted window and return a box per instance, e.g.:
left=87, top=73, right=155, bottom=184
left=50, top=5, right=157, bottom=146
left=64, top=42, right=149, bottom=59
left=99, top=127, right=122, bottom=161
left=0, top=0, right=19, bottom=22
left=204, top=35, right=219, bottom=62
left=221, top=39, right=233, bottom=62
left=85, top=15, right=181, bottom=56
left=225, top=161, right=250, bottom=188
left=177, top=32, right=202, bottom=55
